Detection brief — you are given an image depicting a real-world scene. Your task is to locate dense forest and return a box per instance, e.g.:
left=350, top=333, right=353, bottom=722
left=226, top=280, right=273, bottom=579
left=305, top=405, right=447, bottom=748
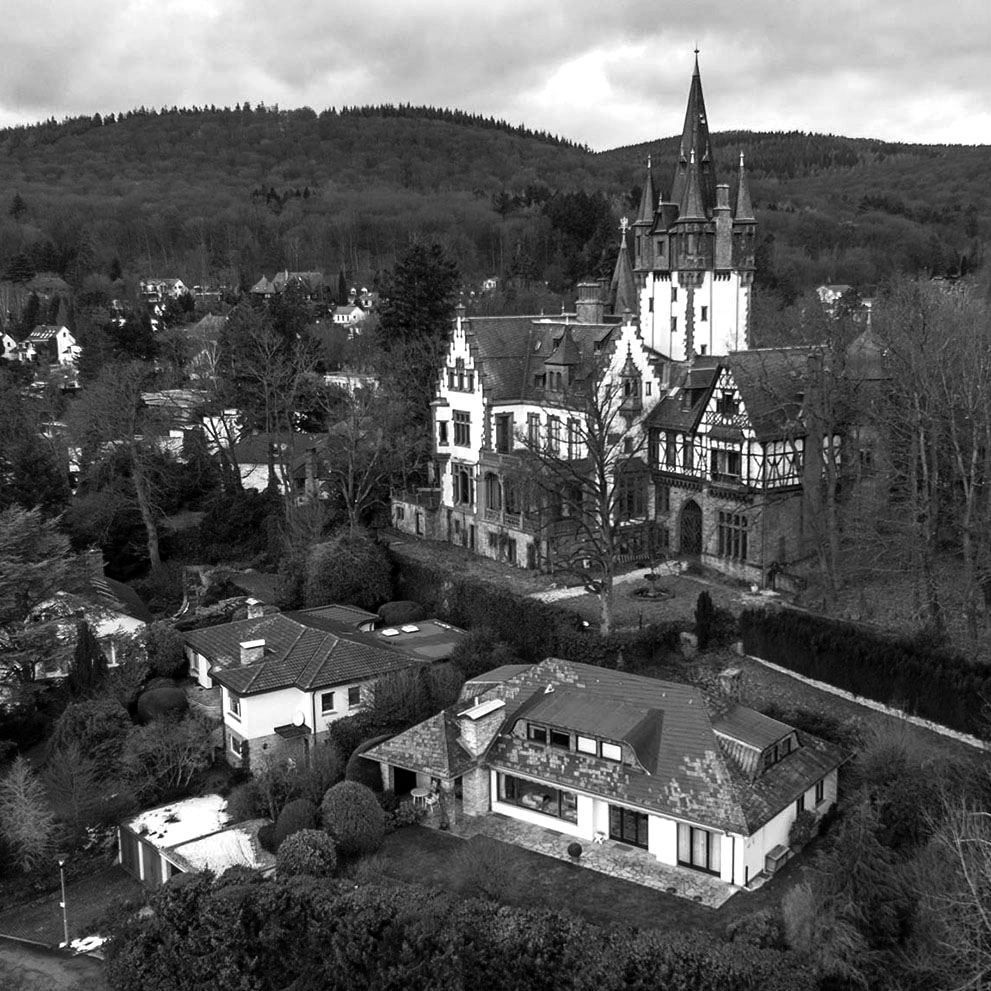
left=0, top=104, right=989, bottom=302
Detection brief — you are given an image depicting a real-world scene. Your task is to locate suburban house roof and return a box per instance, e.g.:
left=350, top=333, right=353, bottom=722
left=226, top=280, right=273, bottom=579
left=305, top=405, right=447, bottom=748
left=184, top=612, right=424, bottom=696
left=366, top=658, right=846, bottom=835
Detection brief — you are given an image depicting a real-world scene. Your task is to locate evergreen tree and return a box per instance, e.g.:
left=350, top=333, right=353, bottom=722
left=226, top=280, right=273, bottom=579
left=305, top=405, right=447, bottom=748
left=67, top=621, right=109, bottom=698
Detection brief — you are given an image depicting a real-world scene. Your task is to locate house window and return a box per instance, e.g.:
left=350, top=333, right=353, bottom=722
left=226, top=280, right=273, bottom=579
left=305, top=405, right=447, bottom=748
left=677, top=823, right=721, bottom=874
left=665, top=431, right=677, bottom=469
left=527, top=413, right=540, bottom=448
left=701, top=305, right=708, bottom=322
left=617, top=471, right=647, bottom=521
left=610, top=806, right=649, bottom=849
left=454, top=467, right=474, bottom=506
left=719, top=391, right=738, bottom=417
left=645, top=381, right=652, bottom=396
left=348, top=686, right=361, bottom=708
left=549, top=729, right=571, bottom=749
left=321, top=692, right=335, bottom=714
left=485, top=473, right=502, bottom=512
left=682, top=437, right=694, bottom=472
left=711, top=448, right=742, bottom=483
left=655, top=484, right=671, bottom=515
left=547, top=416, right=560, bottom=455
left=527, top=724, right=548, bottom=744
left=567, top=419, right=580, bottom=460
left=815, top=779, right=825, bottom=805
left=228, top=693, right=241, bottom=719
left=576, top=735, right=597, bottom=755
left=453, top=411, right=471, bottom=447
left=438, top=421, right=448, bottom=446
left=601, top=742, right=622, bottom=762
left=623, top=437, right=633, bottom=455
left=498, top=774, right=578, bottom=824
left=797, top=794, right=806, bottom=815
left=495, top=414, right=513, bottom=453
left=229, top=734, right=244, bottom=758
left=717, top=511, right=748, bottom=560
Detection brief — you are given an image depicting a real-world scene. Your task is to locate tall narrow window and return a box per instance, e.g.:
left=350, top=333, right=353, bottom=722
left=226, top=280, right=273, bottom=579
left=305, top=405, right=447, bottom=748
left=528, top=413, right=540, bottom=448
left=547, top=416, right=560, bottom=455
left=453, top=411, right=471, bottom=446
left=717, top=512, right=748, bottom=560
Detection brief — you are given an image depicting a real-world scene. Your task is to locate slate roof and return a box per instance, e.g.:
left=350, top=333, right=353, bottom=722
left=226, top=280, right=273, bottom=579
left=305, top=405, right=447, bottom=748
left=645, top=358, right=720, bottom=432
left=184, top=613, right=418, bottom=695
left=367, top=657, right=846, bottom=835
left=463, top=316, right=622, bottom=406
left=726, top=348, right=815, bottom=441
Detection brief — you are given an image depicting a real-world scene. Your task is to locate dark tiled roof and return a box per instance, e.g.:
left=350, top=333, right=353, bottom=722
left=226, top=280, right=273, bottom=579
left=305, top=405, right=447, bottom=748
left=368, top=657, right=847, bottom=836
left=726, top=348, right=815, bottom=441
left=645, top=359, right=719, bottom=432
left=712, top=703, right=792, bottom=750
left=184, top=613, right=416, bottom=695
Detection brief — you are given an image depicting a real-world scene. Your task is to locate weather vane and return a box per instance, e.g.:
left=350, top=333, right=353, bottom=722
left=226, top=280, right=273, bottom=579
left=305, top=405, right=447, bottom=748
left=619, top=217, right=629, bottom=234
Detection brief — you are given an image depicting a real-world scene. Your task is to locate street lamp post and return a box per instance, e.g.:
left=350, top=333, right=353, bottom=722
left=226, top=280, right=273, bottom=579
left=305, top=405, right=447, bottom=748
left=57, top=853, right=69, bottom=949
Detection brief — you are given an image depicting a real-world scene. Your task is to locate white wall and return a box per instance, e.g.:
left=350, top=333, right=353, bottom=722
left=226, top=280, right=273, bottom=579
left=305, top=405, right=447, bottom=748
left=222, top=680, right=370, bottom=741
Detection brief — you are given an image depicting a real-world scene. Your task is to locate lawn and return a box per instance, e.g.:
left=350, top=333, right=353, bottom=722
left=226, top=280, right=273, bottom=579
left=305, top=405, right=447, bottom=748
left=376, top=826, right=806, bottom=936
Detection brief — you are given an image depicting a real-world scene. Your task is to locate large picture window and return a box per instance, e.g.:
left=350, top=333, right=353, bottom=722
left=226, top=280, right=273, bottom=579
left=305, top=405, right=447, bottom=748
left=498, top=774, right=578, bottom=824
left=677, top=823, right=721, bottom=874
left=609, top=805, right=649, bottom=848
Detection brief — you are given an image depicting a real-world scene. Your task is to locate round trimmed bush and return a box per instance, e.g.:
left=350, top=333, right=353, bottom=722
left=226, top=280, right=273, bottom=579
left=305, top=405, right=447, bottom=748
left=136, top=686, right=188, bottom=724
left=276, top=829, right=337, bottom=878
left=273, top=798, right=318, bottom=849
left=320, top=780, right=386, bottom=856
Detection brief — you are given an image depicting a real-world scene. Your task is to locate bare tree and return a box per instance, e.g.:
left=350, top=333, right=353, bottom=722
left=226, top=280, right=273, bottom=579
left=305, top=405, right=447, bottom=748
left=513, top=355, right=650, bottom=633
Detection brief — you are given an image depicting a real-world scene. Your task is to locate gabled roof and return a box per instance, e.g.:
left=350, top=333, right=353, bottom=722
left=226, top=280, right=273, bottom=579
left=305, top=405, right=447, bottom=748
left=645, top=357, right=720, bottom=432
left=184, top=612, right=418, bottom=695
left=726, top=348, right=815, bottom=441
left=27, top=325, right=68, bottom=342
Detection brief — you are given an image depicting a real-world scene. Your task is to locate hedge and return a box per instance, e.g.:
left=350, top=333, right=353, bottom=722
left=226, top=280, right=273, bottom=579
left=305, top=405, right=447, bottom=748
left=740, top=607, right=991, bottom=736
left=391, top=551, right=681, bottom=666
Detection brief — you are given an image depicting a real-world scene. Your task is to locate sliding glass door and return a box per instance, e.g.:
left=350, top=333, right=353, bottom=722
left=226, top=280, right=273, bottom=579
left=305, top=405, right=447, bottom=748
left=677, top=823, right=721, bottom=874
left=609, top=805, right=649, bottom=848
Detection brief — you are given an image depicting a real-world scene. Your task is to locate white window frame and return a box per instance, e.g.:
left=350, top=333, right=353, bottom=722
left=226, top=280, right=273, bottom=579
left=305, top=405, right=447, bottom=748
left=228, top=693, right=241, bottom=720
left=321, top=691, right=336, bottom=715
left=229, top=734, right=244, bottom=757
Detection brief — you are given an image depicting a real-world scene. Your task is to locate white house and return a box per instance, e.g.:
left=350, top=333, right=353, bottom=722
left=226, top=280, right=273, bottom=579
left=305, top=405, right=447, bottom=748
left=366, top=658, right=844, bottom=889
left=183, top=604, right=464, bottom=768
left=17, top=325, right=79, bottom=366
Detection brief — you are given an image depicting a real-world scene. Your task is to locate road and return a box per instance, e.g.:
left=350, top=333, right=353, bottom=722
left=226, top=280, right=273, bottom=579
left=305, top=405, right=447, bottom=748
left=0, top=940, right=105, bottom=991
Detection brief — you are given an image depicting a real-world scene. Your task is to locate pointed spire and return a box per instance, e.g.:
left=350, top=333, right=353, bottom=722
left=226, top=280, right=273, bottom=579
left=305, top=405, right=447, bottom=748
left=678, top=148, right=707, bottom=222
left=734, top=150, right=755, bottom=222
left=670, top=54, right=717, bottom=217
left=635, top=156, right=656, bottom=225
left=611, top=220, right=637, bottom=316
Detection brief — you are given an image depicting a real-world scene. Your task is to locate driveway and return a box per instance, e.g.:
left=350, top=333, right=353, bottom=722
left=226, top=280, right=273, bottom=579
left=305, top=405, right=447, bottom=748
left=0, top=940, right=105, bottom=991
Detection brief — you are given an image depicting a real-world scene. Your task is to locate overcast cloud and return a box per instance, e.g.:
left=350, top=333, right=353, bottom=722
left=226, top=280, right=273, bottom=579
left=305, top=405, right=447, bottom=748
left=1, top=0, right=988, bottom=149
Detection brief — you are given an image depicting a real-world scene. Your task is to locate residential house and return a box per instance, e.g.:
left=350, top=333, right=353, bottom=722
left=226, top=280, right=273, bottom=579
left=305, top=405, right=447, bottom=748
left=118, top=794, right=274, bottom=888
left=27, top=573, right=153, bottom=677
left=1, top=328, right=19, bottom=360
left=366, top=658, right=844, bottom=888
left=332, top=303, right=366, bottom=331
left=17, top=325, right=79, bottom=366
left=140, top=278, right=189, bottom=303
left=250, top=270, right=326, bottom=300
left=183, top=603, right=464, bottom=767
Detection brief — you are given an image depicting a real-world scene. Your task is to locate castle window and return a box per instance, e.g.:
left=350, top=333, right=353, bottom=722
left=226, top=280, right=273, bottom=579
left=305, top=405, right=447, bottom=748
left=701, top=305, right=708, bottom=322
left=616, top=470, right=647, bottom=521
left=495, top=414, right=513, bottom=453
left=682, top=437, right=694, bottom=472
left=717, top=511, right=748, bottom=560
left=711, top=448, right=742, bottom=482
left=671, top=316, right=677, bottom=334
left=567, top=419, right=580, bottom=460
left=547, top=416, right=560, bottom=455
left=438, top=421, right=448, bottom=446
left=528, top=414, right=540, bottom=448
left=665, top=431, right=677, bottom=469
left=453, top=411, right=471, bottom=446
left=454, top=467, right=474, bottom=506
left=671, top=287, right=678, bottom=303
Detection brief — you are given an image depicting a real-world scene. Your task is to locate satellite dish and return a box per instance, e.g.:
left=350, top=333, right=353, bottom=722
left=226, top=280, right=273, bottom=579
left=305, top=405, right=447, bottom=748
left=292, top=710, right=305, bottom=727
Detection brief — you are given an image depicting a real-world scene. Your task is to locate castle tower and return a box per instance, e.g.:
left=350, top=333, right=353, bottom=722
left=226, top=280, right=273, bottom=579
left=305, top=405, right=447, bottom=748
left=638, top=54, right=756, bottom=360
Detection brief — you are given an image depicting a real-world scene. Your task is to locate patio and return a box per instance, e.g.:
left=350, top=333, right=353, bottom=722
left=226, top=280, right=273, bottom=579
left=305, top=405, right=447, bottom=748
left=420, top=804, right=733, bottom=908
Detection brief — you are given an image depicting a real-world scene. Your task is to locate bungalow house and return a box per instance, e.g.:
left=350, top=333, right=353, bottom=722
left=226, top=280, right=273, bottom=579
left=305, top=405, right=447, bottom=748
left=183, top=604, right=464, bottom=768
left=118, top=794, right=274, bottom=888
left=365, top=658, right=845, bottom=888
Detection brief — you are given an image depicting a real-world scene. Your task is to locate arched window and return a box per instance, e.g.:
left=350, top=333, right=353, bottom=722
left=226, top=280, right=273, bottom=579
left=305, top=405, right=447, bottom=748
left=454, top=468, right=474, bottom=506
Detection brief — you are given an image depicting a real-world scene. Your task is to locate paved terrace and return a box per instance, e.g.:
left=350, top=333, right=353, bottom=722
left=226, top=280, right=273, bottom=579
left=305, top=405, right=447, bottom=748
left=424, top=805, right=732, bottom=908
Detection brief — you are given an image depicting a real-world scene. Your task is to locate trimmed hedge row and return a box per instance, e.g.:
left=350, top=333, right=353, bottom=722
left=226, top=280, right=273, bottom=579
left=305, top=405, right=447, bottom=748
left=391, top=551, right=681, bottom=666
left=740, top=607, right=991, bottom=736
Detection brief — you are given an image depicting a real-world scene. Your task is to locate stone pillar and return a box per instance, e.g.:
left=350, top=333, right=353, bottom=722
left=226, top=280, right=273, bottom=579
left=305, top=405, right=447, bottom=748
left=460, top=766, right=490, bottom=817
left=439, top=778, right=456, bottom=828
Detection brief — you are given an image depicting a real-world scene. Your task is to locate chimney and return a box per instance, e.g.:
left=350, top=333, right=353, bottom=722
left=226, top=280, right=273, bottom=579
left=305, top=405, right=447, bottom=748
left=457, top=698, right=506, bottom=756
left=239, top=639, right=265, bottom=665
left=575, top=281, right=605, bottom=324
left=245, top=598, right=264, bottom=620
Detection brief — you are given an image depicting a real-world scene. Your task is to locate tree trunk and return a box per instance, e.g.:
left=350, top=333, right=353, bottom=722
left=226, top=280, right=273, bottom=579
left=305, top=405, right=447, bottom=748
left=131, top=451, right=162, bottom=570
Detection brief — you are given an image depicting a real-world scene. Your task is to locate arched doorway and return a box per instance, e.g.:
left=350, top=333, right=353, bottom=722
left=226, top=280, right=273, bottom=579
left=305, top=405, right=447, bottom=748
left=679, top=500, right=703, bottom=557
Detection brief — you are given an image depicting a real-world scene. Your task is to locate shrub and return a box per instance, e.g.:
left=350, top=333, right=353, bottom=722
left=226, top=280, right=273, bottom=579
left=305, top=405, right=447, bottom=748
left=257, top=822, right=277, bottom=853
left=304, top=529, right=392, bottom=610
left=274, top=798, right=318, bottom=849
left=276, top=828, right=337, bottom=878
left=320, top=781, right=386, bottom=856
left=789, top=809, right=819, bottom=849
left=143, top=623, right=188, bottom=679
left=385, top=802, right=424, bottom=831
left=376, top=789, right=400, bottom=814
left=345, top=750, right=384, bottom=791
left=567, top=841, right=582, bottom=860
left=135, top=686, right=189, bottom=724
left=225, top=780, right=266, bottom=823
left=377, top=600, right=426, bottom=626
left=695, top=591, right=715, bottom=650
left=0, top=740, right=16, bottom=767
left=50, top=698, right=132, bottom=765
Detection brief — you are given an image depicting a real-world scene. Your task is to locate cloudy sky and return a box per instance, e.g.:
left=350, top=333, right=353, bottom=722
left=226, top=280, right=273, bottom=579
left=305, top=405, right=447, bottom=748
left=1, top=0, right=988, bottom=150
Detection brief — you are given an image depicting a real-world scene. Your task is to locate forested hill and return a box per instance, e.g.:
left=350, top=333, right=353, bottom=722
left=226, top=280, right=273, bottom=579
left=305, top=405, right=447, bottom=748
left=1, top=104, right=988, bottom=297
